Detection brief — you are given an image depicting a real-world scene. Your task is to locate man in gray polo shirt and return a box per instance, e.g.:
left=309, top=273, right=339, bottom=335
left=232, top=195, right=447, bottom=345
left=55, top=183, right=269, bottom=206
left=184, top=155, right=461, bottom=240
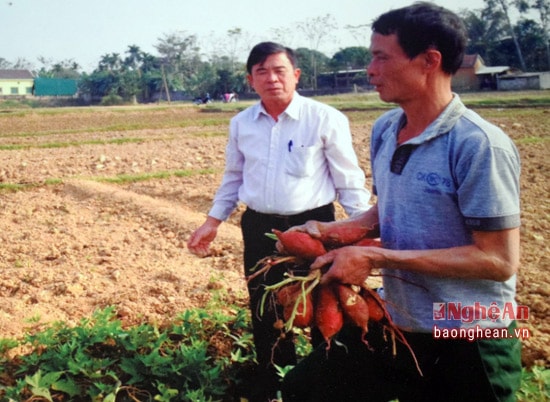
left=282, top=3, right=522, bottom=401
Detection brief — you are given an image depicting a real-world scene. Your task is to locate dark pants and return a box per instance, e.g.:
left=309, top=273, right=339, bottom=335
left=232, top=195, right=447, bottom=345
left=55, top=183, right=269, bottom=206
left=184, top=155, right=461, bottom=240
left=240, top=204, right=335, bottom=399
left=282, top=323, right=522, bottom=402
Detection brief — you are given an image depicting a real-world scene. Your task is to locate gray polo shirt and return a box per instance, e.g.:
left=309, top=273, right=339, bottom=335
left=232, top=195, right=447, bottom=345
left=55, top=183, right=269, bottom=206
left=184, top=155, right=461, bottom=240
left=371, top=95, right=521, bottom=332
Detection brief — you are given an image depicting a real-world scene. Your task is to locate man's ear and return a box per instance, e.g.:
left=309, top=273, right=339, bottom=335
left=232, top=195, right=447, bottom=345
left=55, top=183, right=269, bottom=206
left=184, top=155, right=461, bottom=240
left=294, top=68, right=301, bottom=84
left=246, top=74, right=254, bottom=88
left=424, top=49, right=442, bottom=71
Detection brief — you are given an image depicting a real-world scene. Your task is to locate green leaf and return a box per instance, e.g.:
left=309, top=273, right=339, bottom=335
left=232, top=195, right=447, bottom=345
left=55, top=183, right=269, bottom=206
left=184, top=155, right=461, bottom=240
left=29, top=388, right=54, bottom=402
left=25, top=370, right=60, bottom=402
left=154, top=382, right=179, bottom=401
left=103, top=394, right=117, bottom=402
left=26, top=370, right=63, bottom=388
left=119, top=357, right=146, bottom=384
left=52, top=378, right=82, bottom=398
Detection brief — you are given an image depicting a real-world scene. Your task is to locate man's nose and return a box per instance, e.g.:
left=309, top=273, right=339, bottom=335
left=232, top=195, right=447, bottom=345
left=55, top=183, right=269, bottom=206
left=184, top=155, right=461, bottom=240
left=267, top=71, right=279, bottom=81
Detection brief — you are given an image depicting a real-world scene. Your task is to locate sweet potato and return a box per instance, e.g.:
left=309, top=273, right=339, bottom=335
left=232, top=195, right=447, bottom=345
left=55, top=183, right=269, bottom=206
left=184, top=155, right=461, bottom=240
left=319, top=225, right=374, bottom=248
left=361, top=289, right=385, bottom=322
left=337, top=284, right=370, bottom=333
left=276, top=282, right=302, bottom=307
left=284, top=291, right=314, bottom=328
left=353, top=238, right=382, bottom=248
left=315, top=284, right=344, bottom=346
left=276, top=282, right=314, bottom=328
left=273, top=229, right=326, bottom=260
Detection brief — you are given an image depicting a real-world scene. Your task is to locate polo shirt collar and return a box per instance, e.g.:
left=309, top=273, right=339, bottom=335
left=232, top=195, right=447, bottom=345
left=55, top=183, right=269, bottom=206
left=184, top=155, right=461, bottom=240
left=397, top=94, right=467, bottom=145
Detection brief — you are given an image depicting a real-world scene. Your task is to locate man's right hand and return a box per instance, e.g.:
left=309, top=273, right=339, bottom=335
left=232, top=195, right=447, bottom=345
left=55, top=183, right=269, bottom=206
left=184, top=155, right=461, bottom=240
left=274, top=220, right=330, bottom=254
left=187, top=217, right=222, bottom=257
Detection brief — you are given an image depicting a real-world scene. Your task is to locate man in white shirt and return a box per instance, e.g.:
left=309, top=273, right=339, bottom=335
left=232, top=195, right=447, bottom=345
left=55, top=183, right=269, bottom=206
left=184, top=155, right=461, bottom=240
left=187, top=41, right=370, bottom=402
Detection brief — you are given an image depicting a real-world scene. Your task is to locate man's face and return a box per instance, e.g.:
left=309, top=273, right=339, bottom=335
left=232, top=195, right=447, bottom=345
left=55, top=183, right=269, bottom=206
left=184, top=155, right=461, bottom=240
left=247, top=52, right=301, bottom=107
left=367, top=33, right=425, bottom=104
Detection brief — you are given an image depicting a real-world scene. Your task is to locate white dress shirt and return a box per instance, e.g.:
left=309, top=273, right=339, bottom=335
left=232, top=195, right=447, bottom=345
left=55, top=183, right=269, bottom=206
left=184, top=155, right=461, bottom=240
left=208, top=93, right=370, bottom=220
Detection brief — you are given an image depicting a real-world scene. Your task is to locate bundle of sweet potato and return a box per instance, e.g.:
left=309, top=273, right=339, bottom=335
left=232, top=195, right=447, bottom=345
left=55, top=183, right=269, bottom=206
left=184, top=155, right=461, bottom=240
left=257, top=226, right=385, bottom=346
left=255, top=226, right=422, bottom=374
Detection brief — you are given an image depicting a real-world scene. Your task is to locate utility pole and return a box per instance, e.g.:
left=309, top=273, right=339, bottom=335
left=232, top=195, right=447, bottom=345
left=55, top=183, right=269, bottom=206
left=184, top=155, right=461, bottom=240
left=160, top=64, right=171, bottom=103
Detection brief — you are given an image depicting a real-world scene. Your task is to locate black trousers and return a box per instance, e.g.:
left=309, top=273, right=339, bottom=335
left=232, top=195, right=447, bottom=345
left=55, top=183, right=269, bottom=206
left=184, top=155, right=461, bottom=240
left=240, top=204, right=335, bottom=390
left=282, top=323, right=522, bottom=402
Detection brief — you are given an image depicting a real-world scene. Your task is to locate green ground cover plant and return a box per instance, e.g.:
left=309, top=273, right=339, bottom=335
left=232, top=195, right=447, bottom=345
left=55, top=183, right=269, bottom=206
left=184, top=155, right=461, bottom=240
left=0, top=301, right=258, bottom=401
left=0, top=303, right=547, bottom=401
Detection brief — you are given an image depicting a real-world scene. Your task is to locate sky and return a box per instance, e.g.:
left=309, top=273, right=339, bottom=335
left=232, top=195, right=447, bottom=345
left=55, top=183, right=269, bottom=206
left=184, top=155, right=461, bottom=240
left=1, top=0, right=528, bottom=72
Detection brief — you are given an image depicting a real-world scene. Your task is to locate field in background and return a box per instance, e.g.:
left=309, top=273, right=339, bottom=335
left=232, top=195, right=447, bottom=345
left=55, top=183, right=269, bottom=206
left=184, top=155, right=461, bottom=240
left=0, top=92, right=548, bottom=383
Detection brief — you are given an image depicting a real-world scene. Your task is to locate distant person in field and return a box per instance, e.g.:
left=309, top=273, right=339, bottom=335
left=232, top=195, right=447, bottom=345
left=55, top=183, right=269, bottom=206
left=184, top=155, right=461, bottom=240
left=187, top=41, right=371, bottom=401
left=280, top=3, right=522, bottom=401
left=223, top=92, right=235, bottom=102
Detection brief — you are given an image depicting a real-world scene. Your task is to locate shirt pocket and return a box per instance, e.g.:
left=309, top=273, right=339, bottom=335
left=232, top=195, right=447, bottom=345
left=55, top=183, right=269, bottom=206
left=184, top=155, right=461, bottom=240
left=285, top=144, right=319, bottom=177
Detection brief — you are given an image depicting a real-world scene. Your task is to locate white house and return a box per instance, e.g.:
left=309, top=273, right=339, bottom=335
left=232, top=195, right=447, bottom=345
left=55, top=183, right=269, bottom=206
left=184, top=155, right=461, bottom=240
left=0, top=69, right=34, bottom=97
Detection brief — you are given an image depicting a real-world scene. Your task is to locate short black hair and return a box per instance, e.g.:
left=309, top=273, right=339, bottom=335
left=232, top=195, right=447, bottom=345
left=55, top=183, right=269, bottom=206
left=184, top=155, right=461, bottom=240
left=372, top=2, right=467, bottom=74
left=246, top=42, right=298, bottom=74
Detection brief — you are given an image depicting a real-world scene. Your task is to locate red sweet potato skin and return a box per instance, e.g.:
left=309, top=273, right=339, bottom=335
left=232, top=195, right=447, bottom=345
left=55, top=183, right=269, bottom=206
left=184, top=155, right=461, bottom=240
left=362, top=289, right=385, bottom=322
left=337, top=284, right=369, bottom=332
left=315, top=285, right=344, bottom=344
left=277, top=283, right=313, bottom=328
left=276, top=283, right=302, bottom=307
left=284, top=292, right=314, bottom=328
left=319, top=226, right=373, bottom=248
left=273, top=229, right=327, bottom=259
left=353, top=238, right=382, bottom=248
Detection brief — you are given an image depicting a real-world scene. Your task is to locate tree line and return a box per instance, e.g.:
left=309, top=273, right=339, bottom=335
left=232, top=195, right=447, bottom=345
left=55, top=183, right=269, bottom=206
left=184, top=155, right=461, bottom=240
left=1, top=0, right=548, bottom=104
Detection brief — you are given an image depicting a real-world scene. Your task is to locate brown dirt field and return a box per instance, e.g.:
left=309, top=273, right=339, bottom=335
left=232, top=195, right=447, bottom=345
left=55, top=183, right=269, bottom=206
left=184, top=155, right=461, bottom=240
left=0, top=102, right=548, bottom=368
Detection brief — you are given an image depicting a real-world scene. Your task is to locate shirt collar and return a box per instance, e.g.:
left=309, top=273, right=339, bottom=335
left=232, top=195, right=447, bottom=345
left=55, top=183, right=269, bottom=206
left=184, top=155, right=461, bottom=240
left=397, top=93, right=467, bottom=145
left=283, top=92, right=302, bottom=120
left=252, top=92, right=302, bottom=121
left=427, top=93, right=467, bottom=139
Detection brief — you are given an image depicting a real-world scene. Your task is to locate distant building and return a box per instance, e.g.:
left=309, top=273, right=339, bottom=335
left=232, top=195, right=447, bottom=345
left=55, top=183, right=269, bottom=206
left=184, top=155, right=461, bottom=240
left=453, top=54, right=485, bottom=91
left=496, top=71, right=550, bottom=90
left=0, top=69, right=34, bottom=97
left=316, top=68, right=371, bottom=92
left=317, top=54, right=518, bottom=94
left=34, top=77, right=78, bottom=97
left=476, top=65, right=513, bottom=90
left=452, top=54, right=512, bottom=91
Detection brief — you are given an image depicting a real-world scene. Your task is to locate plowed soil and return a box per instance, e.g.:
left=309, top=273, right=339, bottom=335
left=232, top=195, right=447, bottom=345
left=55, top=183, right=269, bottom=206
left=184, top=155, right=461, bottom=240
left=0, top=100, right=548, bottom=368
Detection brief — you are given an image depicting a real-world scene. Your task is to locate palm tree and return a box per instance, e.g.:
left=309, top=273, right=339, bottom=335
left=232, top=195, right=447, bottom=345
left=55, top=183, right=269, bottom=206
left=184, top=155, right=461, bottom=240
left=99, top=53, right=122, bottom=72
left=124, top=45, right=143, bottom=72
left=462, top=8, right=507, bottom=64
left=522, top=0, right=550, bottom=69
left=484, top=0, right=527, bottom=70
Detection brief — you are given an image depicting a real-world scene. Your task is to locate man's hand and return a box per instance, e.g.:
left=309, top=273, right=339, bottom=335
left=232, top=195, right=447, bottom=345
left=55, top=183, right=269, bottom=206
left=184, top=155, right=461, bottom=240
left=187, top=217, right=222, bottom=257
left=275, top=220, right=331, bottom=254
left=312, top=246, right=379, bottom=286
